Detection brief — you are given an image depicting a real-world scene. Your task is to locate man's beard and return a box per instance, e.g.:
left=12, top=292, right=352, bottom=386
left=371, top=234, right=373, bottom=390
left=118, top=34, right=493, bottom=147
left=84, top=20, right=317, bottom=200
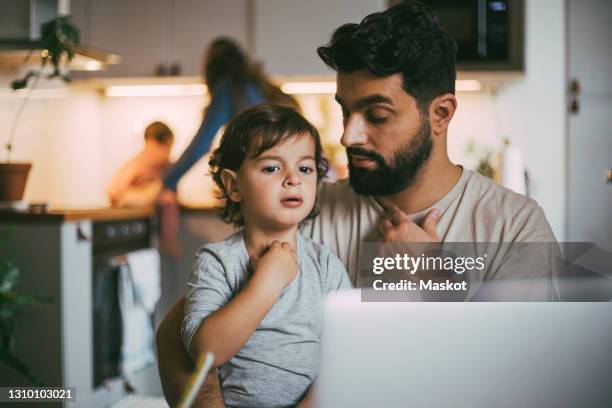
left=346, top=118, right=432, bottom=197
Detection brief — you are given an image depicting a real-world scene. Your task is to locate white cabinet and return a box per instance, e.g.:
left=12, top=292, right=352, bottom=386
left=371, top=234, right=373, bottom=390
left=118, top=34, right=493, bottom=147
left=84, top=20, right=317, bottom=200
left=72, top=0, right=166, bottom=77
left=0, top=221, right=93, bottom=398
left=253, top=0, right=387, bottom=77
left=71, top=0, right=248, bottom=77
left=0, top=211, right=155, bottom=406
left=172, top=0, right=249, bottom=76
left=71, top=0, right=386, bottom=78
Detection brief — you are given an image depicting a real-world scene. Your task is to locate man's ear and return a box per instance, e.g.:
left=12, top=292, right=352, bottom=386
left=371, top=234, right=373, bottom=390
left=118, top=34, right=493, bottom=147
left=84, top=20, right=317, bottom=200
left=428, top=93, right=457, bottom=137
left=220, top=169, right=241, bottom=202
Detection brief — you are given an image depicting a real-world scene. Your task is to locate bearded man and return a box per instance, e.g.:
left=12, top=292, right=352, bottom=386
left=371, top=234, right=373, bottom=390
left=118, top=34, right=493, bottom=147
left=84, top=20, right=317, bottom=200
left=156, top=2, right=559, bottom=406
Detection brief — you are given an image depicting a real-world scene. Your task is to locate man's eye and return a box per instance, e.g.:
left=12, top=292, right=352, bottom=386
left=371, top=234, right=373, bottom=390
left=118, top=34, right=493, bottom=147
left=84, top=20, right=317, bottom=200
left=299, top=166, right=314, bottom=175
left=262, top=166, right=280, bottom=173
left=367, top=112, right=389, bottom=124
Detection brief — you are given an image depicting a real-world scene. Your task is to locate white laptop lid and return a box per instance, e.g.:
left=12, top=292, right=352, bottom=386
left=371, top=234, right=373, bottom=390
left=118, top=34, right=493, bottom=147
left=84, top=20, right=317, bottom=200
left=316, top=290, right=612, bottom=408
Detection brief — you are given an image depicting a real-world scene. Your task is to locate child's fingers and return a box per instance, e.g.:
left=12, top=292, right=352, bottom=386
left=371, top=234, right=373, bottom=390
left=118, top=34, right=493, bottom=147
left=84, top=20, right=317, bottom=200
left=270, top=240, right=283, bottom=249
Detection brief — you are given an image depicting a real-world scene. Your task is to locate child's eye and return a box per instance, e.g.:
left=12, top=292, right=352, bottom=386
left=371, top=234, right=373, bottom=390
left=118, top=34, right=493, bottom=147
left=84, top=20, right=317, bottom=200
left=262, top=165, right=280, bottom=174
left=299, top=166, right=314, bottom=175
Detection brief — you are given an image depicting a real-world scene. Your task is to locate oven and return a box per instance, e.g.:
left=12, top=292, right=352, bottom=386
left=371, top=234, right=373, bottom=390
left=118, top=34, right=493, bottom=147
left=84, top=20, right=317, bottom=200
left=91, top=217, right=153, bottom=389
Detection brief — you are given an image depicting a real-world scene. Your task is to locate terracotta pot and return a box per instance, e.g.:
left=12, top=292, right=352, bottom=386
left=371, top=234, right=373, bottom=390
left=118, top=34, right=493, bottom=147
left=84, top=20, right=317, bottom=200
left=0, top=163, right=32, bottom=202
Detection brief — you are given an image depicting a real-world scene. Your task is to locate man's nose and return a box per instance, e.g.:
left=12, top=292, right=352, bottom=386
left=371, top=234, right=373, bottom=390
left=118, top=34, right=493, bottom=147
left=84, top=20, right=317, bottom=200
left=283, top=169, right=301, bottom=187
left=340, top=116, right=368, bottom=147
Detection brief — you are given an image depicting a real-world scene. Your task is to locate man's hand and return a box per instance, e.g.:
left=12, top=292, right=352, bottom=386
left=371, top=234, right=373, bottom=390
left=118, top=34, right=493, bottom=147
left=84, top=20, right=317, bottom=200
left=378, top=204, right=441, bottom=243
left=251, top=241, right=299, bottom=295
left=295, top=383, right=315, bottom=408
left=377, top=205, right=442, bottom=284
left=157, top=297, right=226, bottom=407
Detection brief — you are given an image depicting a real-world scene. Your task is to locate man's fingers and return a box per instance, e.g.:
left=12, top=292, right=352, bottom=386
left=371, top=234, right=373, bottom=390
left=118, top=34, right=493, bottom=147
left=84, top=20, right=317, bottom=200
left=378, top=218, right=394, bottom=236
left=385, top=203, right=412, bottom=226
left=422, top=208, right=441, bottom=239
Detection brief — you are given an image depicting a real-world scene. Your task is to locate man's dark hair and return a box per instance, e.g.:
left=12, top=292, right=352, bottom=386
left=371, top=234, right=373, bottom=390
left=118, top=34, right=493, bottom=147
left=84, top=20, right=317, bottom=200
left=317, top=0, right=457, bottom=112
left=209, top=104, right=328, bottom=227
left=144, top=121, right=174, bottom=145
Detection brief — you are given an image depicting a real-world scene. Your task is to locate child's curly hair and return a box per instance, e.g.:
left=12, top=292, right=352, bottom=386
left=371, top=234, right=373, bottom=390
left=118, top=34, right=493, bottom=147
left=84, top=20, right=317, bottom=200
left=209, top=104, right=329, bottom=227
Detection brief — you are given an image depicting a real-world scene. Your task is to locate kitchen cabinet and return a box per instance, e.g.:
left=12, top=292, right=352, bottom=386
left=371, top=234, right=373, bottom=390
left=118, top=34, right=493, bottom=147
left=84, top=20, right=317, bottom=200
left=71, top=0, right=249, bottom=77
left=0, top=208, right=155, bottom=407
left=171, top=0, right=249, bottom=76
left=253, top=0, right=386, bottom=77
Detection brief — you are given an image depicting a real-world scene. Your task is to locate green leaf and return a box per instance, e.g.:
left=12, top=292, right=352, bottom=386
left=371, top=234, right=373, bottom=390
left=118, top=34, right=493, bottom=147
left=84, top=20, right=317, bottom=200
left=10, top=71, right=38, bottom=91
left=0, top=261, right=19, bottom=293
left=11, top=293, right=53, bottom=306
left=0, top=225, right=15, bottom=245
left=10, top=79, right=28, bottom=90
left=39, top=15, right=81, bottom=72
left=0, top=349, right=46, bottom=386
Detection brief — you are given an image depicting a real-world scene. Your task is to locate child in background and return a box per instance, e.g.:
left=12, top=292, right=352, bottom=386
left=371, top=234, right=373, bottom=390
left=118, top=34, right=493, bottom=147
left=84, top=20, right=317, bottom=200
left=107, top=121, right=174, bottom=207
left=181, top=104, right=351, bottom=408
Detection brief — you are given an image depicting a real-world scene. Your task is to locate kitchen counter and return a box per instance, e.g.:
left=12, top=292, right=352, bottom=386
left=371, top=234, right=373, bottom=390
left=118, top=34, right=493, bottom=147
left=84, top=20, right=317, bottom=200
left=0, top=206, right=155, bottom=223
left=0, top=204, right=158, bottom=402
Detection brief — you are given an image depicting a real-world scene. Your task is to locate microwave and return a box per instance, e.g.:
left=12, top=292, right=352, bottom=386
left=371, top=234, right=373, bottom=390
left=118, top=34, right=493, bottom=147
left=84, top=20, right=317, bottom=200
left=391, top=0, right=524, bottom=71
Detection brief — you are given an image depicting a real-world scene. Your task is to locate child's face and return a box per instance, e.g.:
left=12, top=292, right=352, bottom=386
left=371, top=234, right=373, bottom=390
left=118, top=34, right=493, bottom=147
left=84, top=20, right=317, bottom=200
left=234, top=134, right=318, bottom=231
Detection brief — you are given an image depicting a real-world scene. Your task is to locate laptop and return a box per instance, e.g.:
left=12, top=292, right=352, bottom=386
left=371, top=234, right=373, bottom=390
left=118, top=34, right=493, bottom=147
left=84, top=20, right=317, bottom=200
left=316, top=290, right=612, bottom=408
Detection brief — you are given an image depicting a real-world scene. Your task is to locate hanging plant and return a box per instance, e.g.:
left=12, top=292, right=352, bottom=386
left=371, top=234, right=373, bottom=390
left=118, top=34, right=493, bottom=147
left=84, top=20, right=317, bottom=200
left=5, top=15, right=81, bottom=162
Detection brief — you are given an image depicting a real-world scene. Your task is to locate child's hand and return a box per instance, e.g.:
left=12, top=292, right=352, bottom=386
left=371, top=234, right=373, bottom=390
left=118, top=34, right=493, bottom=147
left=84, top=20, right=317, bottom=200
left=251, top=241, right=299, bottom=296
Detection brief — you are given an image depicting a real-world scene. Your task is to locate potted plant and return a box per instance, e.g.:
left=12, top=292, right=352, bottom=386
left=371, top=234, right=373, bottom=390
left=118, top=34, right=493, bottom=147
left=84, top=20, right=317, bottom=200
left=1, top=16, right=80, bottom=202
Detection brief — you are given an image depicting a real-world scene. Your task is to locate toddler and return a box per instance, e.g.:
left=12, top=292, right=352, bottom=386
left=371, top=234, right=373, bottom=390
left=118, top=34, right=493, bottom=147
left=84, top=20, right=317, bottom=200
left=181, top=104, right=351, bottom=407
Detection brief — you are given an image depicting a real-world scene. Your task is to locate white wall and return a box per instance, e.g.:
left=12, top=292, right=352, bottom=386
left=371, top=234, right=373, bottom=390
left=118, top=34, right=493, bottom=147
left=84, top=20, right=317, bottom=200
left=0, top=75, right=106, bottom=207
left=450, top=0, right=567, bottom=240
left=504, top=0, right=566, bottom=240
left=99, top=94, right=218, bottom=207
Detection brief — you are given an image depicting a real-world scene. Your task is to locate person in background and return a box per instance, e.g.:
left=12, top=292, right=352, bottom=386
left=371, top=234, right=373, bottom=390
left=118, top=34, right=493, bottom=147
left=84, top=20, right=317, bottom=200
left=107, top=121, right=174, bottom=208
left=158, top=37, right=298, bottom=255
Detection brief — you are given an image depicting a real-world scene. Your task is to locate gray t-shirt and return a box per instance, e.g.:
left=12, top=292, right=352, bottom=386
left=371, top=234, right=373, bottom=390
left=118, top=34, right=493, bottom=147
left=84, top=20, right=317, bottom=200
left=181, top=231, right=351, bottom=408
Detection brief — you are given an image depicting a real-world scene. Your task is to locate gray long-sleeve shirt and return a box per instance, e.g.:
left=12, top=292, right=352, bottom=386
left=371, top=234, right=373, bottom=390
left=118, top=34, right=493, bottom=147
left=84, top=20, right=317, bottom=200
left=182, top=231, right=351, bottom=408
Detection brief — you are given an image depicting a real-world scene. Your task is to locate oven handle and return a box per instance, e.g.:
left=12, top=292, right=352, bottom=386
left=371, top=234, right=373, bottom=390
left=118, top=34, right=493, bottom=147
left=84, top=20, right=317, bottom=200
left=77, top=223, right=91, bottom=242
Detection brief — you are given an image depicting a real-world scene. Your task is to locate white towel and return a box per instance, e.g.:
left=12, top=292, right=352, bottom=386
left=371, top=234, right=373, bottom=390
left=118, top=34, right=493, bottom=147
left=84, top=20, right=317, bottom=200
left=118, top=248, right=161, bottom=374
left=127, top=248, right=161, bottom=313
